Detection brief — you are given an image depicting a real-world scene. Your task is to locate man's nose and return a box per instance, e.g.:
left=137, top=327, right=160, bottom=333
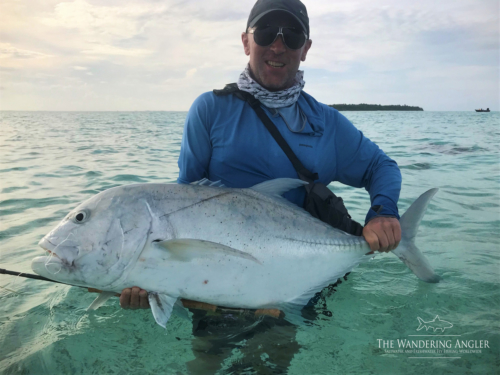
left=270, top=34, right=287, bottom=54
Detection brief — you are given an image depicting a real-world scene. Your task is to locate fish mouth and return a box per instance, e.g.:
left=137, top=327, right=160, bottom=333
left=33, top=238, right=72, bottom=279
left=31, top=254, right=65, bottom=280
left=39, top=238, right=63, bottom=260
left=38, top=236, right=78, bottom=267
left=45, top=249, right=61, bottom=259
left=39, top=236, right=57, bottom=251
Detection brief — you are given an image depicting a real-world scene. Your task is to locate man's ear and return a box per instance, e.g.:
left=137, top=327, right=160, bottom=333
left=301, top=39, right=312, bottom=62
left=242, top=32, right=250, bottom=56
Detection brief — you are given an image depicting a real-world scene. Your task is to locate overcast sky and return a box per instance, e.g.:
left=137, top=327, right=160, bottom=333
left=1, top=0, right=498, bottom=111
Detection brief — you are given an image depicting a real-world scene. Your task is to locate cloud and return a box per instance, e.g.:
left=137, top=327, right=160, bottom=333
left=0, top=43, right=52, bottom=60
left=0, top=0, right=497, bottom=110
left=41, top=0, right=166, bottom=40
left=308, top=2, right=499, bottom=72
left=80, top=44, right=152, bottom=57
left=185, top=68, right=197, bottom=79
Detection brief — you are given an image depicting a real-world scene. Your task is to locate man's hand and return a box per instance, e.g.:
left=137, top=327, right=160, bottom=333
left=363, top=217, right=401, bottom=253
left=119, top=287, right=150, bottom=309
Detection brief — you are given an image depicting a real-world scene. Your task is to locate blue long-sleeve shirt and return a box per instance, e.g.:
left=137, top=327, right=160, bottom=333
left=177, top=90, right=401, bottom=223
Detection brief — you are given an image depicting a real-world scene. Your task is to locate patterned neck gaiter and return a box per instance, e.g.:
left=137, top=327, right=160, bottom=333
left=237, top=64, right=305, bottom=108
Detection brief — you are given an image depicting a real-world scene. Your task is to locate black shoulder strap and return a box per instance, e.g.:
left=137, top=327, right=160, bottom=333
left=213, top=84, right=318, bottom=183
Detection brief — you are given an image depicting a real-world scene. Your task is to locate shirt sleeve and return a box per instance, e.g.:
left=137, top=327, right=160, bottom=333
left=177, top=93, right=213, bottom=184
left=333, top=111, right=402, bottom=223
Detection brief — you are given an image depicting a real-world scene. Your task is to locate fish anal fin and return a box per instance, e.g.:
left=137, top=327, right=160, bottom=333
left=148, top=292, right=177, bottom=329
left=156, top=239, right=261, bottom=265
left=279, top=266, right=364, bottom=324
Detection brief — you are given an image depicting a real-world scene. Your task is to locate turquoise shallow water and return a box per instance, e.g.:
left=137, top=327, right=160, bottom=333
left=0, top=111, right=499, bottom=374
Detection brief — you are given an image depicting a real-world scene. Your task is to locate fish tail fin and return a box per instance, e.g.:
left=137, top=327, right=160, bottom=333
left=392, top=188, right=441, bottom=283
left=416, top=317, right=426, bottom=331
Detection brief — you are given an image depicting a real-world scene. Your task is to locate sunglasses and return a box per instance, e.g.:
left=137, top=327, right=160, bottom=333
left=248, top=26, right=307, bottom=50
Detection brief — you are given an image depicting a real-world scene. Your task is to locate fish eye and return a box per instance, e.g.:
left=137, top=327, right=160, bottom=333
left=73, top=210, right=90, bottom=224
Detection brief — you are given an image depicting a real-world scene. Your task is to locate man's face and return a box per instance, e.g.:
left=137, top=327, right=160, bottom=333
left=241, top=13, right=312, bottom=92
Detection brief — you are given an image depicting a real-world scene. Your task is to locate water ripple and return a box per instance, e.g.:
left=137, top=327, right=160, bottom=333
left=0, top=110, right=498, bottom=374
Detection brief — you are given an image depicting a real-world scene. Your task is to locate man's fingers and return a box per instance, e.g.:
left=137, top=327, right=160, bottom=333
left=119, top=287, right=150, bottom=310
left=364, top=217, right=402, bottom=252
left=384, top=222, right=396, bottom=251
left=130, top=287, right=141, bottom=309
left=363, top=229, right=380, bottom=251
left=378, top=230, right=390, bottom=252
left=386, top=222, right=401, bottom=251
left=393, top=223, right=402, bottom=250
left=120, top=288, right=131, bottom=309
left=139, top=289, right=150, bottom=309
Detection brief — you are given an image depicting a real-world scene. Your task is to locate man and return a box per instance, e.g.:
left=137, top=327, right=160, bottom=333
left=119, top=0, right=402, bottom=372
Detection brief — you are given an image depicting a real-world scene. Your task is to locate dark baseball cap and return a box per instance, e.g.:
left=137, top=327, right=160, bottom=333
left=247, top=0, right=309, bottom=38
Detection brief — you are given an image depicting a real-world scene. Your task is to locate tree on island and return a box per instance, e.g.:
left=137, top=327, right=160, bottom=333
left=329, top=104, right=424, bottom=111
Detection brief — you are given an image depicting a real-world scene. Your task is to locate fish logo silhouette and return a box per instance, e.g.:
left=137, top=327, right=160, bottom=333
left=416, top=315, right=453, bottom=332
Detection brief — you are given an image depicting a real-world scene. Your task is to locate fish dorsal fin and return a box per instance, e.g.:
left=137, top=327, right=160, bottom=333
left=148, top=292, right=178, bottom=329
left=87, top=291, right=116, bottom=311
left=156, top=239, right=261, bottom=265
left=251, top=178, right=308, bottom=197
left=190, top=178, right=225, bottom=187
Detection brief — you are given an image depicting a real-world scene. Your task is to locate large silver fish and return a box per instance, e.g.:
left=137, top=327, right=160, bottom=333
left=32, top=179, right=440, bottom=328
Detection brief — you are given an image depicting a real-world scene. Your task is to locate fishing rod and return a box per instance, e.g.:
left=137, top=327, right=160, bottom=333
left=0, top=268, right=283, bottom=318
left=0, top=268, right=72, bottom=286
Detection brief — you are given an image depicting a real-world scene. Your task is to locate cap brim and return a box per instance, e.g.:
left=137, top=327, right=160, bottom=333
left=248, top=9, right=308, bottom=37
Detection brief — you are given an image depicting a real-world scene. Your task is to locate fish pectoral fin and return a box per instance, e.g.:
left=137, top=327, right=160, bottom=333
left=156, top=239, right=261, bottom=265
left=87, top=291, right=116, bottom=311
left=148, top=292, right=178, bottom=329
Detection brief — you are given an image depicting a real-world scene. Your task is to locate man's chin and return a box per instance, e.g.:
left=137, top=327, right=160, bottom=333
left=260, top=79, right=291, bottom=92
left=248, top=66, right=293, bottom=92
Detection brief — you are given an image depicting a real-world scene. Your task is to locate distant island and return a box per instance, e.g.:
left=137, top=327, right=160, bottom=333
left=329, top=104, right=424, bottom=111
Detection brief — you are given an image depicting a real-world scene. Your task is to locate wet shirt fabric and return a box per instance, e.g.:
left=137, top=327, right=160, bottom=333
left=177, top=90, right=402, bottom=223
